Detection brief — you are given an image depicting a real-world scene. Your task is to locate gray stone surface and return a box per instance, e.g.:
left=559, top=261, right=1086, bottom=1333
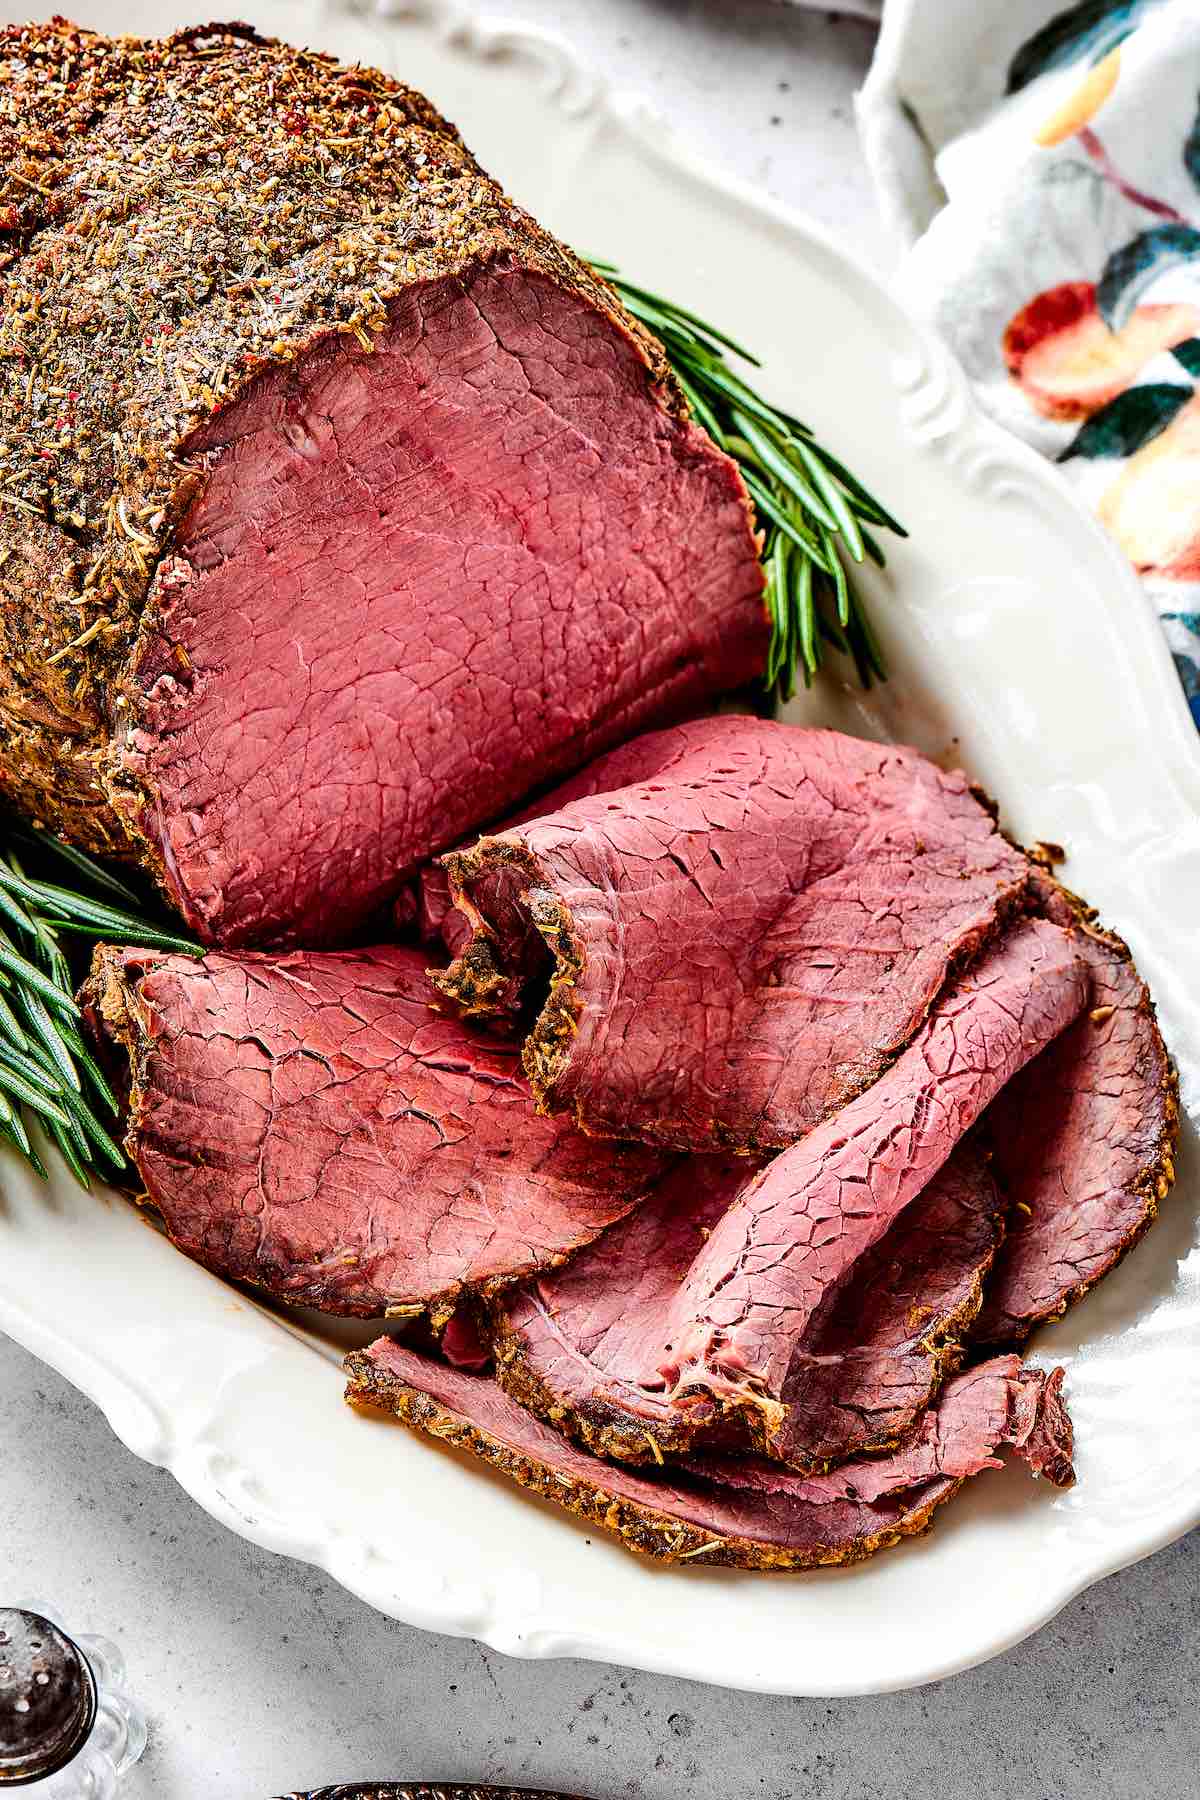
left=1, top=2, right=1195, bottom=1795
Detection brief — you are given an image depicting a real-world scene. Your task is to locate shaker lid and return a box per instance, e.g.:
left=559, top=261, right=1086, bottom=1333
left=0, top=1610, right=97, bottom=1787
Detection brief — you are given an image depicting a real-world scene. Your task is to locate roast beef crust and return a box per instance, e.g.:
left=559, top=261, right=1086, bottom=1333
left=431, top=840, right=584, bottom=1096
left=84, top=943, right=153, bottom=1146
left=0, top=18, right=702, bottom=873
left=342, top=1351, right=956, bottom=1570
left=485, top=1297, right=709, bottom=1464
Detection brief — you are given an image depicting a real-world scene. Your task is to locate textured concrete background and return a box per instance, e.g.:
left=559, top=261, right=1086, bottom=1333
left=2, top=3, right=1196, bottom=1794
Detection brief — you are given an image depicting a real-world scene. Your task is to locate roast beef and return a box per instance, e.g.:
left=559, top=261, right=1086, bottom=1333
left=433, top=717, right=1032, bottom=1151
left=490, top=918, right=1088, bottom=1464
left=974, top=876, right=1179, bottom=1342
left=493, top=1140, right=1003, bottom=1467
left=491, top=1155, right=757, bottom=1463
left=0, top=20, right=765, bottom=949
left=82, top=941, right=668, bottom=1321
left=775, top=1143, right=1003, bottom=1465
left=659, top=920, right=1086, bottom=1453
left=343, top=1340, right=1074, bottom=1569
left=412, top=721, right=737, bottom=956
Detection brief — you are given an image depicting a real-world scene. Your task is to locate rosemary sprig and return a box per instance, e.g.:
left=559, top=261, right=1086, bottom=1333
left=0, top=825, right=200, bottom=1187
left=590, top=260, right=906, bottom=699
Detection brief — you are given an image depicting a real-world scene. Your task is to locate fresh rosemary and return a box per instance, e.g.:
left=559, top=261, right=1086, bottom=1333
left=591, top=261, right=905, bottom=699
left=0, top=827, right=199, bottom=1187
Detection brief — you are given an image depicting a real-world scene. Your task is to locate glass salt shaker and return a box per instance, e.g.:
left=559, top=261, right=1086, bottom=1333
left=0, top=1606, right=146, bottom=1794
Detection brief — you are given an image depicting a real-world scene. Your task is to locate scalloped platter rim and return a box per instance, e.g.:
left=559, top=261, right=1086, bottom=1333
left=0, top=0, right=1198, bottom=1697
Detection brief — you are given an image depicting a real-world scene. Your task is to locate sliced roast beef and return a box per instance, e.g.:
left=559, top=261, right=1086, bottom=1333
left=775, top=1143, right=1004, bottom=1465
left=974, top=876, right=1178, bottom=1342
left=683, top=1358, right=1075, bottom=1495
left=82, top=942, right=668, bottom=1321
left=660, top=920, right=1086, bottom=1451
left=491, top=919, right=1087, bottom=1464
left=433, top=717, right=1031, bottom=1151
left=491, top=1155, right=758, bottom=1462
left=493, top=1141, right=1004, bottom=1466
left=0, top=21, right=765, bottom=949
left=344, top=1340, right=1074, bottom=1569
left=413, top=722, right=734, bottom=957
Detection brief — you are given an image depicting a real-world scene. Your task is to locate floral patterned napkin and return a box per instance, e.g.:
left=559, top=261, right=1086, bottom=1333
left=860, top=0, right=1200, bottom=728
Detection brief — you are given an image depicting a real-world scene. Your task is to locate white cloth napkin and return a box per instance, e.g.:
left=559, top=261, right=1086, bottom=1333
left=859, top=0, right=1200, bottom=728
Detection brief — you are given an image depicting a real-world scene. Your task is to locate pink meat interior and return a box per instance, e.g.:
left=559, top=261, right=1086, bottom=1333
left=122, top=264, right=765, bottom=946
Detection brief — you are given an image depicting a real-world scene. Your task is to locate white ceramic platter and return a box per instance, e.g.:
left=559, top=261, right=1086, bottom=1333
left=2, top=0, right=1199, bottom=1698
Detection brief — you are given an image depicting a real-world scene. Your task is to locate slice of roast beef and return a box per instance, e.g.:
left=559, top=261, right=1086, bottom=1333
left=492, top=1140, right=1004, bottom=1466
left=491, top=1155, right=758, bottom=1462
left=343, top=1341, right=1074, bottom=1569
left=412, top=721, right=735, bottom=958
left=973, top=876, right=1179, bottom=1343
left=82, top=942, right=668, bottom=1322
left=491, top=918, right=1087, bottom=1464
left=660, top=919, right=1087, bottom=1455
left=682, top=1357, right=1075, bottom=1495
left=433, top=717, right=1032, bottom=1151
left=0, top=21, right=765, bottom=949
left=775, top=1142, right=1004, bottom=1465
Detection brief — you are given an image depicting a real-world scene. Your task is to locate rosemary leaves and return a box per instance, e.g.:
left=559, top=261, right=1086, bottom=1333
left=0, top=827, right=199, bottom=1186
left=591, top=261, right=905, bottom=699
